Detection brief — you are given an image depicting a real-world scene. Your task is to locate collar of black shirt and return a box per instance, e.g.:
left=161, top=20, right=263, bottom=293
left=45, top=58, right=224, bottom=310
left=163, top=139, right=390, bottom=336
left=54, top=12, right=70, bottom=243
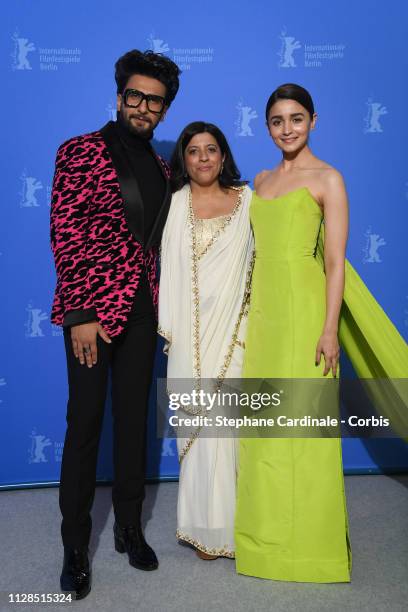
left=115, top=111, right=154, bottom=151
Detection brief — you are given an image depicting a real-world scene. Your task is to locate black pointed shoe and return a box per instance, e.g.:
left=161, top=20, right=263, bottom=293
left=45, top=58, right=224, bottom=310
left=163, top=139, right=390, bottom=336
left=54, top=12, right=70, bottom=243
left=60, top=546, right=91, bottom=600
left=114, top=522, right=158, bottom=571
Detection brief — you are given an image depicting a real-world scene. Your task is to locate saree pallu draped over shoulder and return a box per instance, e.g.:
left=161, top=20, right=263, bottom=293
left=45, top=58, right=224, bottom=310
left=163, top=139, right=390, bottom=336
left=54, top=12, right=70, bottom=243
left=159, top=183, right=254, bottom=557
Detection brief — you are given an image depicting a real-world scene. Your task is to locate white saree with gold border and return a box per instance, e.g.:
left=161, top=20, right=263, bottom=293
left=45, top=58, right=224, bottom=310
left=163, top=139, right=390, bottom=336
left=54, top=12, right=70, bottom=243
left=158, top=183, right=254, bottom=557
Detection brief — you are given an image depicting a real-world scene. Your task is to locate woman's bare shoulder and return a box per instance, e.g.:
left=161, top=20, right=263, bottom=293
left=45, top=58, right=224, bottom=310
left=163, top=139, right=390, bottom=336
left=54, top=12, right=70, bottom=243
left=311, top=157, right=342, bottom=178
left=254, top=169, right=274, bottom=190
left=308, top=159, right=345, bottom=192
left=320, top=167, right=345, bottom=191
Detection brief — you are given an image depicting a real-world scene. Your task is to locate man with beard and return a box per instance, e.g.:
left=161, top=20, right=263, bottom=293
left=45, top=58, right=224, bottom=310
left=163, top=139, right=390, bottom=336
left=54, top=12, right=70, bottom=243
left=50, top=50, right=180, bottom=599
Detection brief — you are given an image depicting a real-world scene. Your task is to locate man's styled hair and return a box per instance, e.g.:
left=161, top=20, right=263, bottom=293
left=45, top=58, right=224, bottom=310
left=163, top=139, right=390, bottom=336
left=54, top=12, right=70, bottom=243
left=115, top=49, right=181, bottom=106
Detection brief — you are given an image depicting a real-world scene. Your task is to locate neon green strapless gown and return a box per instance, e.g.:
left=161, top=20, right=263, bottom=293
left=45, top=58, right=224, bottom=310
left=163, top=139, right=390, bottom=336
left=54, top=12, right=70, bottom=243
left=234, top=187, right=408, bottom=583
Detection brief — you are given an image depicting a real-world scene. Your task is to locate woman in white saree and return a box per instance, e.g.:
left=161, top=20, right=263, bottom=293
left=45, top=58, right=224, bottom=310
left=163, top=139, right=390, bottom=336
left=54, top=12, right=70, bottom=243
left=158, top=122, right=254, bottom=559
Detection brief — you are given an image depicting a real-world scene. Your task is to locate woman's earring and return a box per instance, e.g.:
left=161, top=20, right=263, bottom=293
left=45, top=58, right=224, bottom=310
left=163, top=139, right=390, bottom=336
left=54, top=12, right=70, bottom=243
left=220, top=161, right=224, bottom=175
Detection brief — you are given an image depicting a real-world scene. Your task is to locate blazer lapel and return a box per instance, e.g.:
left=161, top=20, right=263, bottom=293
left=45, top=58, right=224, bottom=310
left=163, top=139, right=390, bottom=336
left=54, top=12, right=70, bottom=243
left=100, top=121, right=144, bottom=246
left=144, top=156, right=171, bottom=252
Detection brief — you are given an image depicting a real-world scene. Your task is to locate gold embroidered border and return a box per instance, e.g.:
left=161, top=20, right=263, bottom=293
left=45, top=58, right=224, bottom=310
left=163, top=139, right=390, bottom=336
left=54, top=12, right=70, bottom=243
left=176, top=529, right=235, bottom=559
left=178, top=250, right=254, bottom=458
left=188, top=184, right=245, bottom=382
left=192, top=185, right=244, bottom=261
left=178, top=189, right=255, bottom=461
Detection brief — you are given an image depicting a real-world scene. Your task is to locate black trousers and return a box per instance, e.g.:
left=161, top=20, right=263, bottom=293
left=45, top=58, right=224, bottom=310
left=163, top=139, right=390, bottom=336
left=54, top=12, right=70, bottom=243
left=59, top=273, right=157, bottom=548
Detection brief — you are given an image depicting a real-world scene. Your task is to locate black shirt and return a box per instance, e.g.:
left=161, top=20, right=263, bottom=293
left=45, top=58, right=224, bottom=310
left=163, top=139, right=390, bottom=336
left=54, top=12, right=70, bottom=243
left=115, top=114, right=166, bottom=245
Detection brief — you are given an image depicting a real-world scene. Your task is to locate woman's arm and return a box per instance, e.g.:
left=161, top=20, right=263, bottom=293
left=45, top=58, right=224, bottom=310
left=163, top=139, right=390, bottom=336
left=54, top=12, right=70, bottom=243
left=315, top=169, right=349, bottom=376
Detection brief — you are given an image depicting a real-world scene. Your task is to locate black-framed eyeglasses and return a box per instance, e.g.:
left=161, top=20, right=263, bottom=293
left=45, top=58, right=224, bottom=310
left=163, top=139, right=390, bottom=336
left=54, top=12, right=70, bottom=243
left=122, top=88, right=166, bottom=114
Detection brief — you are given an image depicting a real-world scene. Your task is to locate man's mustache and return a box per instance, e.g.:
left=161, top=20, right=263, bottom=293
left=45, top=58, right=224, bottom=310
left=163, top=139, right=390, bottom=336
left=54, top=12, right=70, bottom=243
left=129, top=114, right=151, bottom=124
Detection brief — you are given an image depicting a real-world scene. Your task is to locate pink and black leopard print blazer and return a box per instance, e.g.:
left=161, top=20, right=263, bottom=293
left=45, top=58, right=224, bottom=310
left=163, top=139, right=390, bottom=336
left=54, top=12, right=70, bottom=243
left=50, top=122, right=170, bottom=338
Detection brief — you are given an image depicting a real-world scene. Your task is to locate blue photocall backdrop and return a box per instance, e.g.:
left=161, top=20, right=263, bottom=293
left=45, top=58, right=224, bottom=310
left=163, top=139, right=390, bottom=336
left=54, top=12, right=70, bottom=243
left=1, top=0, right=407, bottom=488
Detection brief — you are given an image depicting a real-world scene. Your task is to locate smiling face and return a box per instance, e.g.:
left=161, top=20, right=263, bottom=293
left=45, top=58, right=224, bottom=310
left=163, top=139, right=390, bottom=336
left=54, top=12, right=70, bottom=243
left=117, top=73, right=168, bottom=139
left=267, top=98, right=316, bottom=155
left=183, top=132, right=225, bottom=187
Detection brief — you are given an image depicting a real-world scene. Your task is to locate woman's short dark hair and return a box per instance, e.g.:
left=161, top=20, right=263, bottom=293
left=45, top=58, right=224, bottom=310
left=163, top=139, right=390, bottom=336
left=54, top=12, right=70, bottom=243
left=170, top=121, right=247, bottom=192
left=265, top=83, right=315, bottom=121
left=115, top=49, right=181, bottom=106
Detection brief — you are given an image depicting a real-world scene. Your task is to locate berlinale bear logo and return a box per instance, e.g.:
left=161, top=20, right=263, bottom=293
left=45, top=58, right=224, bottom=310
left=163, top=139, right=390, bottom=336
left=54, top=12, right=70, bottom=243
left=278, top=29, right=301, bottom=68
left=11, top=31, right=36, bottom=70
left=29, top=429, right=52, bottom=464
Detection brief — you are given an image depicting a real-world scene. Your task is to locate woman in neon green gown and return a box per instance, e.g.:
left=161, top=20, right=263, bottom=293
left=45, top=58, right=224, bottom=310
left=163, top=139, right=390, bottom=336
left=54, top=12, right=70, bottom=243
left=234, top=83, right=408, bottom=583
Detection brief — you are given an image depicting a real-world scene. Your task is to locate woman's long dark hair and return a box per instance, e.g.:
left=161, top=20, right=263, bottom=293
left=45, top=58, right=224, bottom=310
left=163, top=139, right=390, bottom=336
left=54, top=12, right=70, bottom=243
left=169, top=121, right=247, bottom=192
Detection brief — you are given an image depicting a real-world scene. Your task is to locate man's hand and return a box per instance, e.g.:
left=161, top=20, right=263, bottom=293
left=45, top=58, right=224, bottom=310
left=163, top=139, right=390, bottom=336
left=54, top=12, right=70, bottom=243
left=71, top=322, right=112, bottom=367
